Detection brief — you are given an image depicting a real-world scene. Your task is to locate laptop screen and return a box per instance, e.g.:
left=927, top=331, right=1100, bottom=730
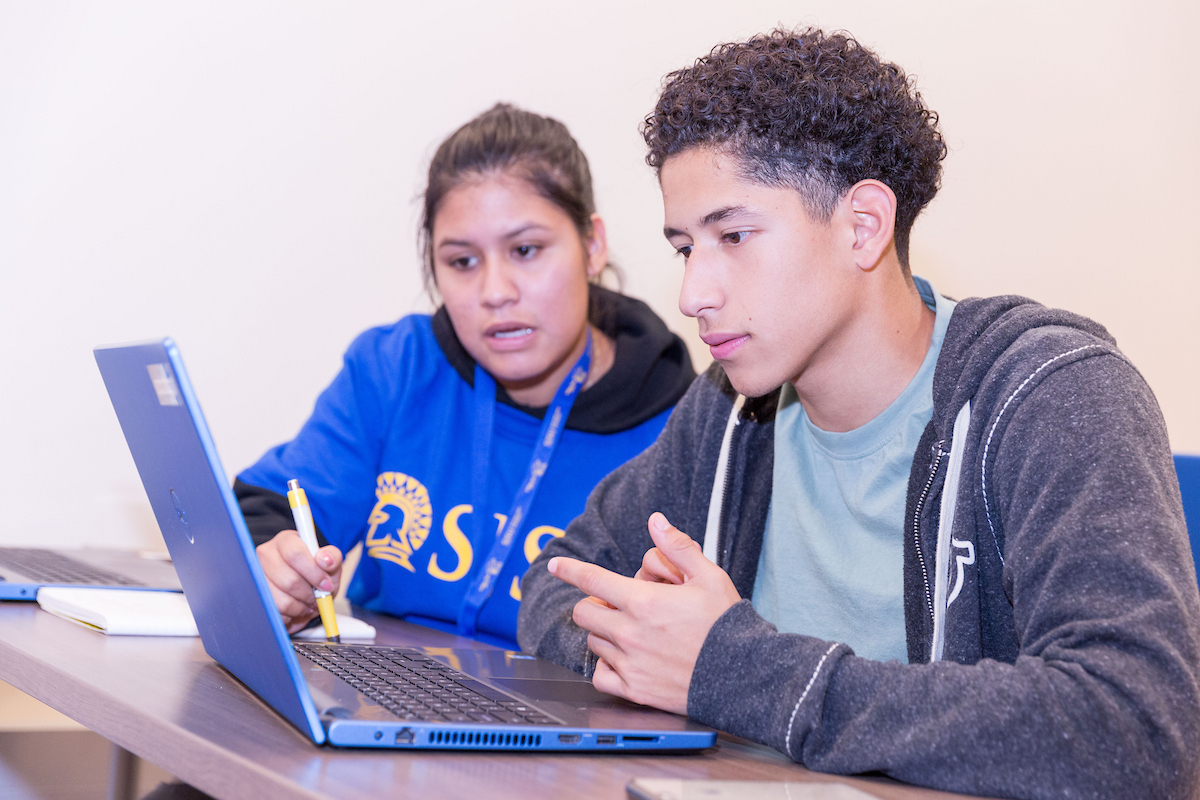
left=95, top=339, right=326, bottom=743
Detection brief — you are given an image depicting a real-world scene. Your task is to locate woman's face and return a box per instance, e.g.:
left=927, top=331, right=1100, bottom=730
left=432, top=174, right=607, bottom=407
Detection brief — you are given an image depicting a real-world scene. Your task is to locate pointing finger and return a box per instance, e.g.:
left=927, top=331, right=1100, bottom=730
left=548, top=556, right=636, bottom=609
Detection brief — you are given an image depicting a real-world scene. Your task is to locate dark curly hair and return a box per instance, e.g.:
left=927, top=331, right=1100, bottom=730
left=643, top=28, right=946, bottom=269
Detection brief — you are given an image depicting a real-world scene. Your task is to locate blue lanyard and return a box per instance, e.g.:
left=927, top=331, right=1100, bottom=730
left=456, top=331, right=592, bottom=637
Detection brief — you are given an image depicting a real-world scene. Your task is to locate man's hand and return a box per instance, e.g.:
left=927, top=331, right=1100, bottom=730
left=547, top=512, right=740, bottom=715
left=256, top=530, right=343, bottom=633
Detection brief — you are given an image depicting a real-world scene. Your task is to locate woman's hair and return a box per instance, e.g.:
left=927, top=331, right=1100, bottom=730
left=419, top=104, right=606, bottom=297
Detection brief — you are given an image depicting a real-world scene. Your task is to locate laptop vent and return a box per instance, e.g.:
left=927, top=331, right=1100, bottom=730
left=427, top=730, right=543, bottom=748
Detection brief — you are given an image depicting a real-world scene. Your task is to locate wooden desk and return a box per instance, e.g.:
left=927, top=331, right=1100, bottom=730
left=0, top=602, right=972, bottom=800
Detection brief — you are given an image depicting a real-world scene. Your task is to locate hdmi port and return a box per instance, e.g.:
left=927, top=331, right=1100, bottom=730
left=558, top=734, right=581, bottom=744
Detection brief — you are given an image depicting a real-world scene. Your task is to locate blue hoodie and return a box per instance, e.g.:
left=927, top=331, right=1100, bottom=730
left=237, top=288, right=694, bottom=648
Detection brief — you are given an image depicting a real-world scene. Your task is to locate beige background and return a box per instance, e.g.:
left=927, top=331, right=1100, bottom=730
left=2, top=1, right=1197, bottom=552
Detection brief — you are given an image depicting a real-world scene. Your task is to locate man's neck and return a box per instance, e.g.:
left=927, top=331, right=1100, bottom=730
left=792, top=270, right=936, bottom=433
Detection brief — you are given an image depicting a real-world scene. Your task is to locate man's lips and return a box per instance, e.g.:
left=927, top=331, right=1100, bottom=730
left=701, top=332, right=749, bottom=360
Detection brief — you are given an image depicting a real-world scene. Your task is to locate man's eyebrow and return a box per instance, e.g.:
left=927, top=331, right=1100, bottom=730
left=663, top=205, right=751, bottom=239
left=701, top=205, right=748, bottom=226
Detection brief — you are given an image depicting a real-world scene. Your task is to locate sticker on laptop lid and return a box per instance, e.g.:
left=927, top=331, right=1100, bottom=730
left=147, top=363, right=182, bottom=406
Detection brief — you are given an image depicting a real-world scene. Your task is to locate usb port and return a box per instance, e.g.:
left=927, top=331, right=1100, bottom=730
left=597, top=735, right=617, bottom=745
left=557, top=734, right=581, bottom=744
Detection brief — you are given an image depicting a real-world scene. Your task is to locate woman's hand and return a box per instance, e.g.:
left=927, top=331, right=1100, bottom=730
left=256, top=530, right=343, bottom=633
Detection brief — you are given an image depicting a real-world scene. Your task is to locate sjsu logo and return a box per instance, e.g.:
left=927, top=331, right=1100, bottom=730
left=365, top=472, right=433, bottom=572
left=364, top=470, right=566, bottom=599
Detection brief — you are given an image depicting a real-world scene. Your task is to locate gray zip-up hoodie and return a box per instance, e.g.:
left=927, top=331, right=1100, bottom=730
left=518, top=295, right=1200, bottom=800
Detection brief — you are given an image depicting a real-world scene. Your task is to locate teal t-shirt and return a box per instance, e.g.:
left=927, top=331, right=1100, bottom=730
left=751, top=279, right=955, bottom=662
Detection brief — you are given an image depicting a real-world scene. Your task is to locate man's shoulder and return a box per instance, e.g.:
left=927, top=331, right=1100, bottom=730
left=934, top=295, right=1126, bottom=424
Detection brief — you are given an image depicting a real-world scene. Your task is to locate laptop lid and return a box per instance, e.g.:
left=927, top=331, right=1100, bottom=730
left=94, top=338, right=327, bottom=743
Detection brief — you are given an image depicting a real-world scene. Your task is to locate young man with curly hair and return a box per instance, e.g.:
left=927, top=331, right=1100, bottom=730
left=517, top=28, right=1200, bottom=799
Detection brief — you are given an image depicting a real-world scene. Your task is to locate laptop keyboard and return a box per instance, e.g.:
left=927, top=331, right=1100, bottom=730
left=294, top=643, right=560, bottom=725
left=0, top=548, right=144, bottom=586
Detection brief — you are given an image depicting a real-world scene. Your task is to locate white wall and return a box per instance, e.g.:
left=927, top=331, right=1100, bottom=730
left=2, top=1, right=1197, bottom=550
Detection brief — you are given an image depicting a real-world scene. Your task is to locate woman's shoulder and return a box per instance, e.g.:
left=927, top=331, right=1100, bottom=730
left=336, top=313, right=467, bottom=405
left=342, top=313, right=442, bottom=365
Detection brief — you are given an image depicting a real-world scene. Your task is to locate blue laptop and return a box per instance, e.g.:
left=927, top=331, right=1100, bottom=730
left=94, top=338, right=716, bottom=752
left=0, top=547, right=181, bottom=600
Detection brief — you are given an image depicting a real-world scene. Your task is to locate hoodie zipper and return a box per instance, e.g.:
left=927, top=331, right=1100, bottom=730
left=715, top=421, right=739, bottom=569
left=913, top=443, right=945, bottom=624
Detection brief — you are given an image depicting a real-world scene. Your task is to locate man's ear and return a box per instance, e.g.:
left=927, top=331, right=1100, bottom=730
left=845, top=180, right=897, bottom=271
left=585, top=213, right=609, bottom=278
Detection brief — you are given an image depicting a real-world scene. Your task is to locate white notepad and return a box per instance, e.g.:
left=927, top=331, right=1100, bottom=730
left=36, top=587, right=376, bottom=640
left=37, top=587, right=199, bottom=636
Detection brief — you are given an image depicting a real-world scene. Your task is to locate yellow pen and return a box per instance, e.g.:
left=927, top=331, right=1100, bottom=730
left=286, top=479, right=340, bottom=643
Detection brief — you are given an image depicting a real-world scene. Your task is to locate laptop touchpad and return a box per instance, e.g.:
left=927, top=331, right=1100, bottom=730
left=490, top=677, right=622, bottom=705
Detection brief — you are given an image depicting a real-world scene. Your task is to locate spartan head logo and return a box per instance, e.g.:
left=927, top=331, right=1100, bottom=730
left=364, top=472, right=433, bottom=572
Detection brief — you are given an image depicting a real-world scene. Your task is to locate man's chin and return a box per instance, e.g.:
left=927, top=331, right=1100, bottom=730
left=722, top=365, right=782, bottom=400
